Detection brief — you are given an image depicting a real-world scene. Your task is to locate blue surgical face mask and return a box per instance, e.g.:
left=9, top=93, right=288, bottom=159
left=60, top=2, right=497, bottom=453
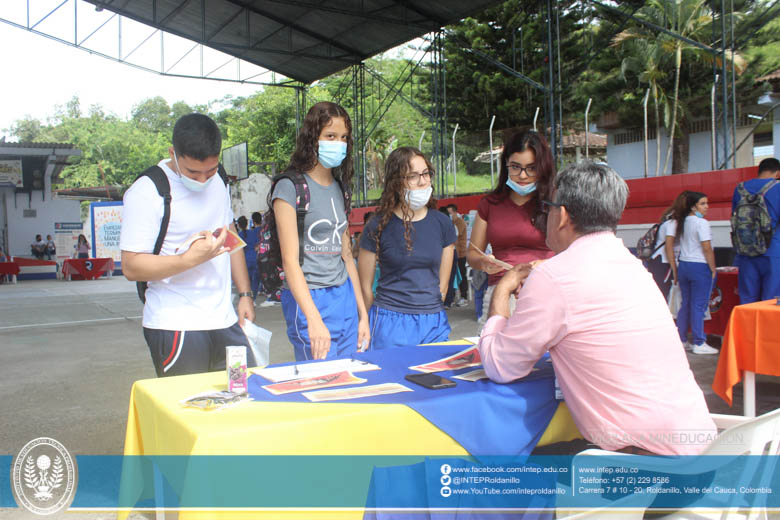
left=506, top=179, right=536, bottom=196
left=695, top=211, right=704, bottom=218
left=318, top=141, right=348, bottom=169
left=174, top=151, right=213, bottom=192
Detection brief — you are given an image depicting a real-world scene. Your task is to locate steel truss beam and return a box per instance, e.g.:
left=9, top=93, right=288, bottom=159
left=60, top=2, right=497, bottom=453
left=0, top=0, right=297, bottom=87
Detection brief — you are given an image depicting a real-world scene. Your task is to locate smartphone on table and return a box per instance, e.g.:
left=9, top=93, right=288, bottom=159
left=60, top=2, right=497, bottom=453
left=405, top=373, right=457, bottom=390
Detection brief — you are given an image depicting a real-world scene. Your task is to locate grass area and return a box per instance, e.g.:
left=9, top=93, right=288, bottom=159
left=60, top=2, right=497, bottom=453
left=364, top=171, right=495, bottom=200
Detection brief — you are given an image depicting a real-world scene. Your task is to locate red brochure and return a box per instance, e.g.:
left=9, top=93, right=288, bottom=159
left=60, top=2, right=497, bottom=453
left=262, top=371, right=367, bottom=395
left=409, top=346, right=482, bottom=373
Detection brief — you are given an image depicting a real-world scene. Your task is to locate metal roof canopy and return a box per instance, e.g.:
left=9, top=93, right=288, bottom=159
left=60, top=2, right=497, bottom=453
left=83, top=0, right=500, bottom=85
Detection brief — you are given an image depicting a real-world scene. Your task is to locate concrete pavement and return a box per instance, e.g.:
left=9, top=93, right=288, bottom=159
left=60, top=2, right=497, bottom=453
left=1, top=277, right=778, bottom=519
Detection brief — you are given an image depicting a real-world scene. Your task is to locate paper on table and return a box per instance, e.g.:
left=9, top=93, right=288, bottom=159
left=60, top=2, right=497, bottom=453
left=263, top=371, right=366, bottom=395
left=179, top=390, right=250, bottom=411
left=409, top=346, right=482, bottom=373
left=175, top=228, right=246, bottom=255
left=463, top=336, right=480, bottom=345
left=241, top=321, right=272, bottom=368
left=302, top=383, right=412, bottom=402
left=453, top=368, right=489, bottom=382
left=251, top=358, right=380, bottom=383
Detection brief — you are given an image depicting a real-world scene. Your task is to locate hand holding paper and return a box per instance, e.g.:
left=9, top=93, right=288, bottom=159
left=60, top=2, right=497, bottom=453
left=469, top=242, right=512, bottom=272
left=176, top=227, right=246, bottom=255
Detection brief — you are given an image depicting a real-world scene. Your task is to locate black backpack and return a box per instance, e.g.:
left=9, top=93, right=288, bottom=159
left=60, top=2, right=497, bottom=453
left=256, top=170, right=350, bottom=296
left=134, top=164, right=229, bottom=303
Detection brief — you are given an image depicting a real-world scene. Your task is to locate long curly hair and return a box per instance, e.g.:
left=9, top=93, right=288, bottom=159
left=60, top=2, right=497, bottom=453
left=286, top=101, right=354, bottom=211
left=370, top=147, right=436, bottom=256
left=672, top=191, right=706, bottom=242
left=485, top=130, right=555, bottom=230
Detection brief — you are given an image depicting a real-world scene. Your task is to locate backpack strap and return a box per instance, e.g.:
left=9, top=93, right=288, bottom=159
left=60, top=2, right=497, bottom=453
left=335, top=177, right=352, bottom=217
left=274, top=170, right=309, bottom=267
left=758, top=178, right=779, bottom=196
left=217, top=163, right=229, bottom=187
left=135, top=165, right=171, bottom=303
left=142, top=166, right=172, bottom=256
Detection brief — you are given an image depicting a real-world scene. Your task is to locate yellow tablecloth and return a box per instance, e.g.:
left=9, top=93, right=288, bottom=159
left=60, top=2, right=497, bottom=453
left=123, top=352, right=581, bottom=518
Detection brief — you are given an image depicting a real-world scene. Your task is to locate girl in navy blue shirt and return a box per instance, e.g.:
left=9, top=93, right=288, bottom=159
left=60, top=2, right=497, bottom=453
left=358, top=147, right=456, bottom=349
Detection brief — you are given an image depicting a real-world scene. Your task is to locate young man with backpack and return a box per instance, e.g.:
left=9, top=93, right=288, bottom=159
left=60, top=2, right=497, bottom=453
left=731, top=157, right=780, bottom=304
left=120, top=114, right=255, bottom=377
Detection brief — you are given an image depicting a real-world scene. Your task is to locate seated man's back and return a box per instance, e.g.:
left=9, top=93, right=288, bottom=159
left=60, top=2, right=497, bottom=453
left=480, top=161, right=715, bottom=456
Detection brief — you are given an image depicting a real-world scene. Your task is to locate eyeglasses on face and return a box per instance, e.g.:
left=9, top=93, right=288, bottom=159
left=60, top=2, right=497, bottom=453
left=506, top=162, right=537, bottom=178
left=403, top=170, right=434, bottom=185
left=540, top=199, right=564, bottom=214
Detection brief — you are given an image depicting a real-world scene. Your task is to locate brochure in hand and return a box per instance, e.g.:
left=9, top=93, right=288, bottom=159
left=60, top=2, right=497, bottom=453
left=175, top=228, right=246, bottom=255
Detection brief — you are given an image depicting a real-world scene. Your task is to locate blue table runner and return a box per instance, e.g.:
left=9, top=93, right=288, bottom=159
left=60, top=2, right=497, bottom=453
left=248, top=345, right=557, bottom=456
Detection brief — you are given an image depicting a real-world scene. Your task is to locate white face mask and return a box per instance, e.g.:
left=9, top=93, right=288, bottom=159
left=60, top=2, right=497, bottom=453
left=405, top=186, right=433, bottom=210
left=174, top=151, right=213, bottom=192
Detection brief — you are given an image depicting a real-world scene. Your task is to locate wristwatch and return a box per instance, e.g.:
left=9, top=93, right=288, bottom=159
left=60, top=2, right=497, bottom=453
left=238, top=291, right=254, bottom=299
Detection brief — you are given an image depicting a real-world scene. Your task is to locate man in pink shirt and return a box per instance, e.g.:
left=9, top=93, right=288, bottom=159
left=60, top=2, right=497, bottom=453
left=479, top=161, right=715, bottom=455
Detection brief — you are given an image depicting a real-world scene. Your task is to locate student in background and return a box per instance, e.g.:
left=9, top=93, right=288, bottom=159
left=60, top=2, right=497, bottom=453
left=272, top=102, right=369, bottom=361
left=447, top=204, right=469, bottom=306
left=440, top=207, right=460, bottom=308
left=74, top=235, right=90, bottom=259
left=666, top=191, right=718, bottom=355
left=31, top=234, right=46, bottom=259
left=237, top=215, right=260, bottom=305
left=45, top=235, right=57, bottom=260
left=358, top=147, right=455, bottom=349
left=249, top=212, right=262, bottom=298
left=731, top=157, right=780, bottom=303
left=646, top=191, right=690, bottom=299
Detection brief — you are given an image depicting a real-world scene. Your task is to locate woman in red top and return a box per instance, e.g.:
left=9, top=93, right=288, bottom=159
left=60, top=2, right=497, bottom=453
left=467, top=131, right=556, bottom=327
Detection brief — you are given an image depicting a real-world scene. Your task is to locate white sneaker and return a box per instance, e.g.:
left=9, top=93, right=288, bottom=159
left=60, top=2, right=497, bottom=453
left=259, top=299, right=280, bottom=307
left=455, top=298, right=468, bottom=307
left=683, top=341, right=693, bottom=351
left=692, top=342, right=718, bottom=355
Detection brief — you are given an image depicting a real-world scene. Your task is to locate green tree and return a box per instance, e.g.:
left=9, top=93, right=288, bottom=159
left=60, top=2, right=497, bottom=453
left=7, top=116, right=43, bottom=142
left=616, top=38, right=670, bottom=176
left=36, top=99, right=170, bottom=188
left=222, top=87, right=298, bottom=170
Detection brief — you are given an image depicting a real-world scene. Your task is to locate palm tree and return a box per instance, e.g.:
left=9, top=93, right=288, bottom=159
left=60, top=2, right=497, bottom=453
left=617, top=38, right=669, bottom=176
left=614, top=0, right=745, bottom=174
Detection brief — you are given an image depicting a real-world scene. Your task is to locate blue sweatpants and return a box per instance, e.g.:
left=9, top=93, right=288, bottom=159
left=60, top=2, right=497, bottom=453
left=677, top=261, right=715, bottom=346
left=368, top=306, right=451, bottom=350
left=281, top=280, right=359, bottom=361
left=735, top=254, right=780, bottom=304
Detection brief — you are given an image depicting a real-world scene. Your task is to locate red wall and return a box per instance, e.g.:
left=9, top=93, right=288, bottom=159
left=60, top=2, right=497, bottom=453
left=348, top=166, right=757, bottom=232
left=620, top=166, right=756, bottom=225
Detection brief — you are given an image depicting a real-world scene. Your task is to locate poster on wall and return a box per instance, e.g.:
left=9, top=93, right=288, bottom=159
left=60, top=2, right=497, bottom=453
left=54, top=222, right=82, bottom=262
left=90, top=202, right=123, bottom=268
left=0, top=159, right=23, bottom=188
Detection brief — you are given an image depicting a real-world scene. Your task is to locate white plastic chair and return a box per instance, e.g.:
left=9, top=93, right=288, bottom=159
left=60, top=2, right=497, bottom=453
left=555, top=409, right=780, bottom=520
